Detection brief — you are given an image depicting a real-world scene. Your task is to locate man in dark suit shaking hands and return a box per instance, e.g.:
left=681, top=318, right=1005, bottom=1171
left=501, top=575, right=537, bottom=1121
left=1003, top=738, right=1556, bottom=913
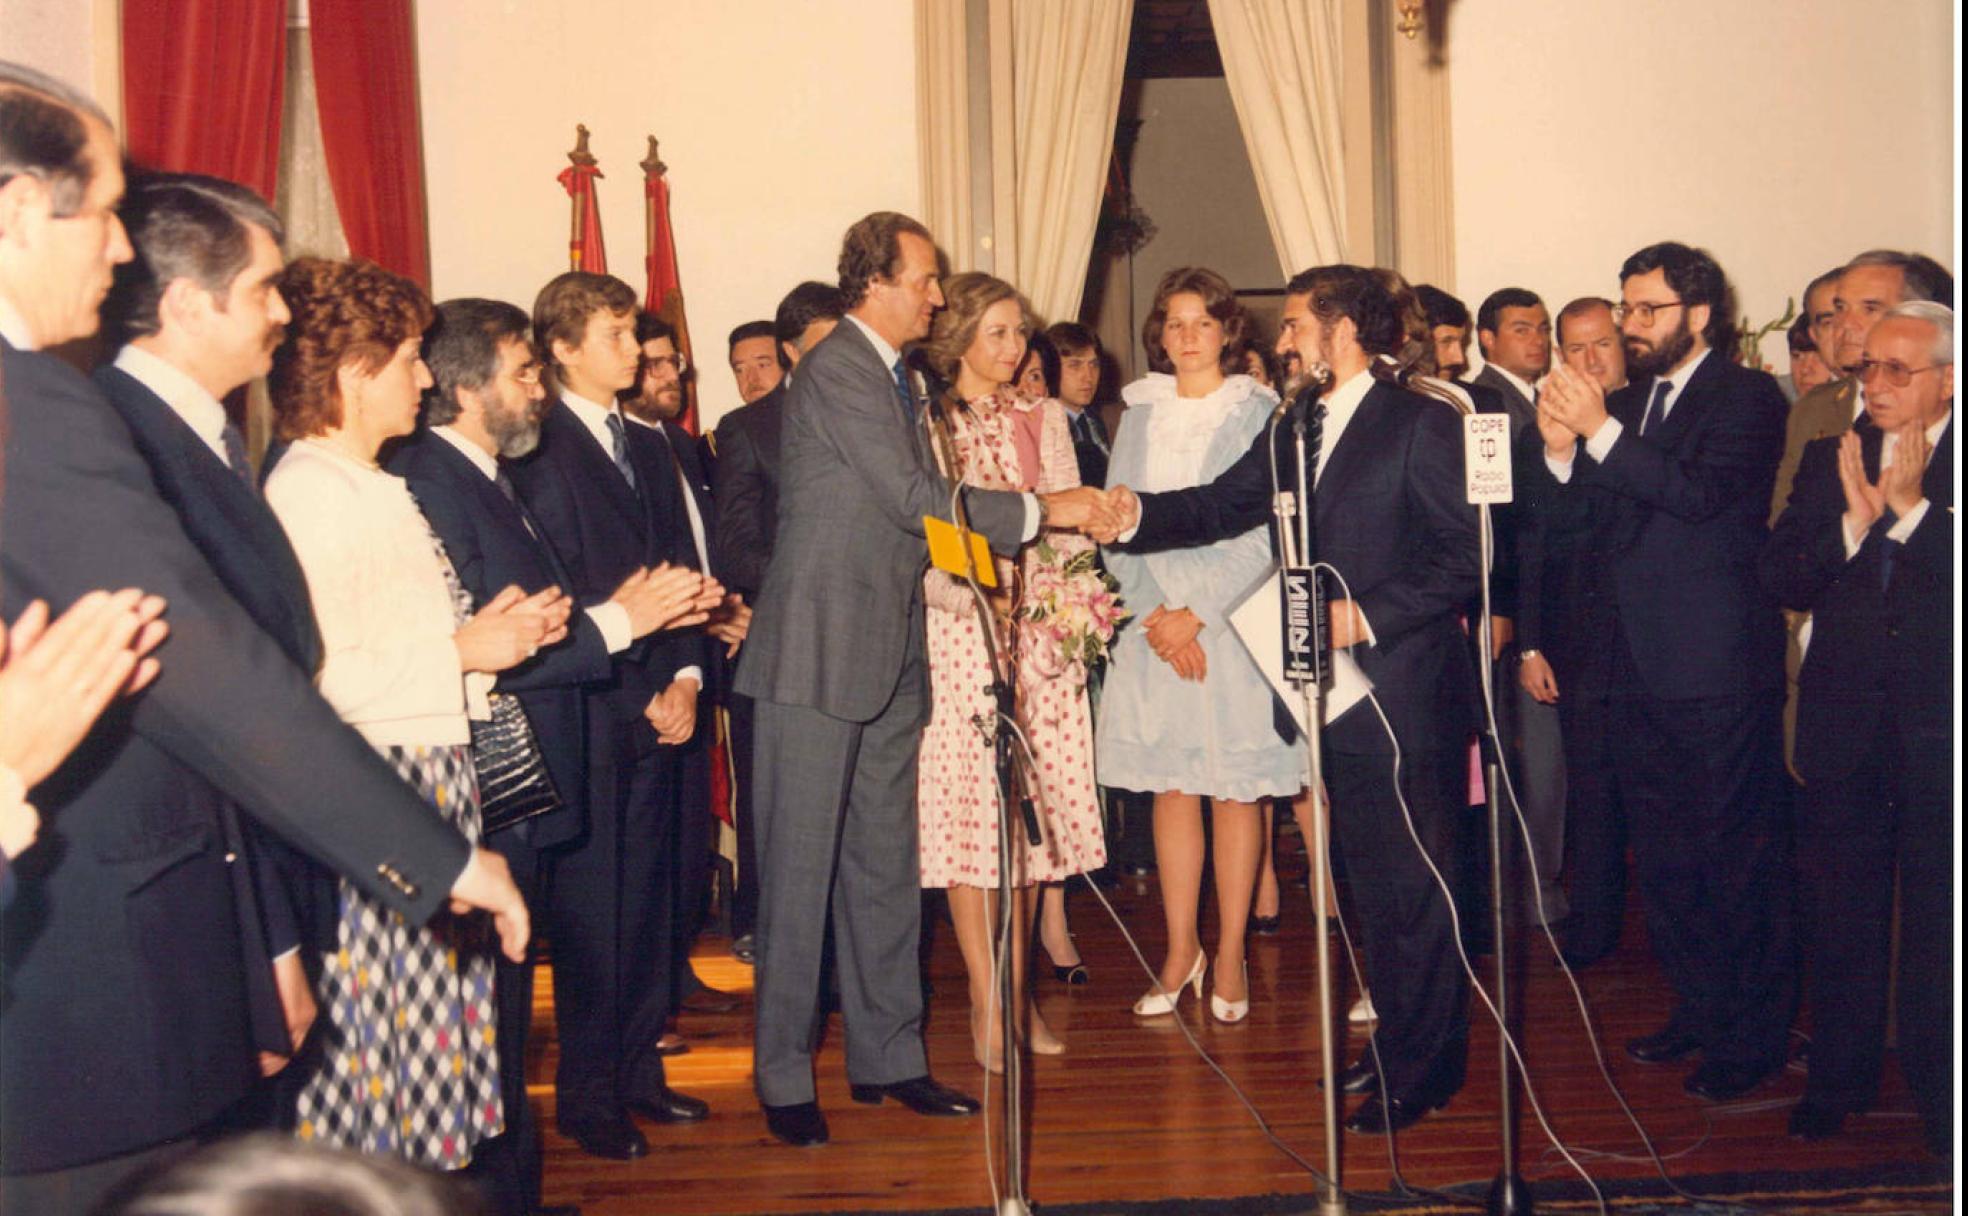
left=735, top=212, right=1106, bottom=1146
left=1099, top=265, right=1482, bottom=1134
left=1536, top=242, right=1792, bottom=1103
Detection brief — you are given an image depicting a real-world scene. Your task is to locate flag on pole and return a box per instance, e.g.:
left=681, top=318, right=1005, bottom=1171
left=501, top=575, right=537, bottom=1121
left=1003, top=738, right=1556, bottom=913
left=558, top=124, right=606, bottom=273
left=641, top=137, right=699, bottom=435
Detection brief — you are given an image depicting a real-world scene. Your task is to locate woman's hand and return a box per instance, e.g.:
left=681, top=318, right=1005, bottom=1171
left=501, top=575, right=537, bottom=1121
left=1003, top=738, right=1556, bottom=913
left=0, top=591, right=169, bottom=789
left=454, top=585, right=573, bottom=674
left=1143, top=605, right=1203, bottom=662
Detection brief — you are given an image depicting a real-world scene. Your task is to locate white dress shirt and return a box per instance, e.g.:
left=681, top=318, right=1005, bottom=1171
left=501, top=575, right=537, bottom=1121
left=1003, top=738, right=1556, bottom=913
left=625, top=413, right=712, bottom=574
left=266, top=438, right=491, bottom=746
left=0, top=294, right=37, bottom=350
left=1547, top=348, right=1712, bottom=481
left=556, top=393, right=700, bottom=685
left=431, top=424, right=633, bottom=654
left=113, top=344, right=231, bottom=463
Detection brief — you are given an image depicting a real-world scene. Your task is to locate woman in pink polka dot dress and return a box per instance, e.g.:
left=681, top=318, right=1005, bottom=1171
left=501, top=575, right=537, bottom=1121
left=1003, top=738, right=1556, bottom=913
left=916, top=273, right=1106, bottom=1070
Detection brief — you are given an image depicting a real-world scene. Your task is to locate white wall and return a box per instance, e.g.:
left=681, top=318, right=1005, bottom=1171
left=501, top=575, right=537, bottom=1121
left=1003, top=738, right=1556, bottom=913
left=0, top=0, right=118, bottom=120
left=1448, top=0, right=1955, bottom=365
left=415, top=0, right=921, bottom=427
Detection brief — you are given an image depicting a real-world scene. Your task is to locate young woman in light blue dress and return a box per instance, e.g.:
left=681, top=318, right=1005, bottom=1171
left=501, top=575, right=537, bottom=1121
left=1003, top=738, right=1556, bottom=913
left=1097, top=266, right=1303, bottom=1024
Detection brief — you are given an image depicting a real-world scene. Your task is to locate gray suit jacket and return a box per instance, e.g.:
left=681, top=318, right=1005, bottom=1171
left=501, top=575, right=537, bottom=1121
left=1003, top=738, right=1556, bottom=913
left=733, top=319, right=1025, bottom=723
left=1473, top=363, right=1537, bottom=439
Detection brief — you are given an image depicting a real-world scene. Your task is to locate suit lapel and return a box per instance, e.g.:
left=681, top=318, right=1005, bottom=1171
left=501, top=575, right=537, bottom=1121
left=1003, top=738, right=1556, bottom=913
left=548, top=401, right=647, bottom=540
left=1314, top=382, right=1398, bottom=533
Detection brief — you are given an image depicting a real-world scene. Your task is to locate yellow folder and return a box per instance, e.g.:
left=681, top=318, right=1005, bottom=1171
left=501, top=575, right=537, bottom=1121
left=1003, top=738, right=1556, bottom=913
left=922, top=515, right=997, bottom=588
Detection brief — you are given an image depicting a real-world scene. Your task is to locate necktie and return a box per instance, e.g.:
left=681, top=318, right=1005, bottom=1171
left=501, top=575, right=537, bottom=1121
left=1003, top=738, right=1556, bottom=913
left=495, top=469, right=542, bottom=542
left=220, top=422, right=256, bottom=491
left=891, top=357, right=916, bottom=423
left=1639, top=379, right=1672, bottom=436
left=605, top=412, right=638, bottom=489
left=1307, top=400, right=1329, bottom=486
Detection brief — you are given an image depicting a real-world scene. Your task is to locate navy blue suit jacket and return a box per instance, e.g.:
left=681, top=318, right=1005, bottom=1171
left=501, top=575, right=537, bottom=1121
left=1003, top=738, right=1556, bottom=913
left=388, top=429, right=612, bottom=848
left=1125, top=377, right=1482, bottom=755
left=508, top=403, right=706, bottom=746
left=1546, top=352, right=1787, bottom=702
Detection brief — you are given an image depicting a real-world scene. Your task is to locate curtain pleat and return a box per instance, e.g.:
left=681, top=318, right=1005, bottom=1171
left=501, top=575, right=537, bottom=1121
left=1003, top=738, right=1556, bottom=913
left=122, top=0, right=288, bottom=199
left=309, top=0, right=432, bottom=287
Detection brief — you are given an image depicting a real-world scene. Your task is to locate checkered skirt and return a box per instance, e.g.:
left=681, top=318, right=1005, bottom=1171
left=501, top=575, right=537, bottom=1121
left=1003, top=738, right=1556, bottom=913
left=293, top=743, right=504, bottom=1168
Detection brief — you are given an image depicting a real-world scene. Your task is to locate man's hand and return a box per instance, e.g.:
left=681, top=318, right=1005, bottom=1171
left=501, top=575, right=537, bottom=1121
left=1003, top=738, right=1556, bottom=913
left=706, top=594, right=753, bottom=657
left=1089, top=485, right=1140, bottom=544
left=258, top=951, right=319, bottom=1076
left=447, top=847, right=530, bottom=963
left=645, top=676, right=700, bottom=745
left=612, top=564, right=722, bottom=637
left=1538, top=363, right=1610, bottom=443
left=1837, top=429, right=1886, bottom=538
left=1519, top=651, right=1559, bottom=704
left=1039, top=486, right=1109, bottom=531
left=1326, top=599, right=1369, bottom=649
left=1880, top=422, right=1931, bottom=519
left=0, top=590, right=169, bottom=789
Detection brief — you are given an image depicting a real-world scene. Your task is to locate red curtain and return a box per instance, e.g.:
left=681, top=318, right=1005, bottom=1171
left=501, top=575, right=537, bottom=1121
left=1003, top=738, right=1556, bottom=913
left=310, top=0, right=431, bottom=288
left=122, top=0, right=288, bottom=199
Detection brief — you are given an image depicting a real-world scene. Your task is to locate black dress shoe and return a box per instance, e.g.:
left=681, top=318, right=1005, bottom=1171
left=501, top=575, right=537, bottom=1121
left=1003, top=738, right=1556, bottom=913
left=1787, top=1099, right=1854, bottom=1140
left=1625, top=1026, right=1701, bottom=1064
left=558, top=1113, right=649, bottom=1160
left=847, top=1075, right=980, bottom=1115
left=1250, top=913, right=1282, bottom=936
left=653, top=1034, right=691, bottom=1058
left=629, top=1087, right=711, bottom=1123
left=1345, top=1089, right=1448, bottom=1135
left=763, top=1101, right=829, bottom=1147
left=1683, top=1060, right=1776, bottom=1102
left=731, top=932, right=757, bottom=964
left=1317, top=1054, right=1378, bottom=1095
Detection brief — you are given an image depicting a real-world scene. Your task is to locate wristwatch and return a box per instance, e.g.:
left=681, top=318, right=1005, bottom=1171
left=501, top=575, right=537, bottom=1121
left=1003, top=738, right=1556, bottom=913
left=1035, top=494, right=1051, bottom=530
left=1518, top=648, right=1542, bottom=661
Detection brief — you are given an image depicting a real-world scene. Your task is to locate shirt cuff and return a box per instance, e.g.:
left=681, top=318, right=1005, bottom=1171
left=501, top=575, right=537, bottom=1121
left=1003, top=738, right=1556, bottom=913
left=1583, top=415, right=1624, bottom=463
left=588, top=601, right=633, bottom=653
left=464, top=670, right=495, bottom=721
left=1543, top=450, right=1575, bottom=483
left=1842, top=516, right=1864, bottom=560
left=673, top=666, right=703, bottom=688
left=1355, top=604, right=1378, bottom=649
left=273, top=945, right=301, bottom=962
left=1021, top=494, right=1040, bottom=542
left=1886, top=498, right=1930, bottom=542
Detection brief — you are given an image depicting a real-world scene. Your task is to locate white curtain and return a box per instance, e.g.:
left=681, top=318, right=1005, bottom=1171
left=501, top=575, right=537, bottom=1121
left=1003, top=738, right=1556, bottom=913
left=1008, top=0, right=1131, bottom=323
left=915, top=0, right=975, bottom=272
left=1206, top=0, right=1347, bottom=277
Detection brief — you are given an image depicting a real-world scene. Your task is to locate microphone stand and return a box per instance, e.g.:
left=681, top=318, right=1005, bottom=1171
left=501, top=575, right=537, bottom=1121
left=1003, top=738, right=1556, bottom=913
left=1269, top=376, right=1345, bottom=1216
left=923, top=388, right=1040, bottom=1216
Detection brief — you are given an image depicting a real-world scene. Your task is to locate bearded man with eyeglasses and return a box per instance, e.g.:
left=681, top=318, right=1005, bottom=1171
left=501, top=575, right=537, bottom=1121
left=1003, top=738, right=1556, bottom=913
left=1761, top=301, right=1953, bottom=1154
left=1533, top=241, right=1794, bottom=1106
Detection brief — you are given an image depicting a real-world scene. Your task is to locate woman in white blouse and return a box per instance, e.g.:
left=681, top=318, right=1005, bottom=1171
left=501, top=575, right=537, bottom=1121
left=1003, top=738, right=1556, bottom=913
left=1097, top=266, right=1302, bottom=1025
left=263, top=257, right=568, bottom=1170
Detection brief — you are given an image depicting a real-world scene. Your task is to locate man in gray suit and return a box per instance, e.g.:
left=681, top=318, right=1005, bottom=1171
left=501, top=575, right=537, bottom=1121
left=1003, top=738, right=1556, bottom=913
left=734, top=211, right=1100, bottom=1146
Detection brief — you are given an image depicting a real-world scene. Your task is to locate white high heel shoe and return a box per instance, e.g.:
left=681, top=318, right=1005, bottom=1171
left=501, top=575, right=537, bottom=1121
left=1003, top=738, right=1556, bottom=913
left=1349, top=992, right=1377, bottom=1024
left=1133, top=952, right=1207, bottom=1016
left=1210, top=962, right=1250, bottom=1024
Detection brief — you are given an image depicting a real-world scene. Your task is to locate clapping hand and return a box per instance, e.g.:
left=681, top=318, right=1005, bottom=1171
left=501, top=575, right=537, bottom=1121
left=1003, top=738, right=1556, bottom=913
left=1879, top=422, right=1932, bottom=518
left=455, top=585, right=572, bottom=673
left=612, top=564, right=724, bottom=637
left=1836, top=429, right=1886, bottom=536
left=706, top=593, right=753, bottom=657
left=0, top=590, right=168, bottom=790
left=1538, top=362, right=1609, bottom=444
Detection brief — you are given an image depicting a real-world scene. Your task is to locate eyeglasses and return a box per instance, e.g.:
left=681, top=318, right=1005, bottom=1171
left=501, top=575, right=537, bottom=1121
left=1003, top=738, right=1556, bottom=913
left=1612, top=299, right=1685, bottom=326
left=510, top=364, right=544, bottom=386
left=1854, top=357, right=1944, bottom=387
left=643, top=353, right=688, bottom=374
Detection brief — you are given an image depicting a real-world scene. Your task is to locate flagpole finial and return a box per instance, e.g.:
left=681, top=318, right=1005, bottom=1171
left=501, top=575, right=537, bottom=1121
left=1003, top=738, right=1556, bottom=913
left=569, top=124, right=597, bottom=168
left=640, top=136, right=666, bottom=178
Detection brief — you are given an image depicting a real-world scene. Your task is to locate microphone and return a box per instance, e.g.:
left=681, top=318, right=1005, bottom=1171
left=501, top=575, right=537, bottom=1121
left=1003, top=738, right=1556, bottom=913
left=1274, top=362, right=1333, bottom=422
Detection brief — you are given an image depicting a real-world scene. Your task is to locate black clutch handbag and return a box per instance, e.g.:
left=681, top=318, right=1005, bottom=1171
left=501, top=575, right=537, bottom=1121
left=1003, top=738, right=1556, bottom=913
left=470, top=691, right=562, bottom=835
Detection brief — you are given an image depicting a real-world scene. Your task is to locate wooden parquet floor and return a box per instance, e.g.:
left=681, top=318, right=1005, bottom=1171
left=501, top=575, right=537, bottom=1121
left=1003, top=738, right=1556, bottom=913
left=533, top=861, right=1948, bottom=1214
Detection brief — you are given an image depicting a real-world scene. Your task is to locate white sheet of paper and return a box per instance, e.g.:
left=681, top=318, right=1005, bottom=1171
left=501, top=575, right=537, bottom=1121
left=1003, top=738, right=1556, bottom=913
left=1229, top=580, right=1372, bottom=737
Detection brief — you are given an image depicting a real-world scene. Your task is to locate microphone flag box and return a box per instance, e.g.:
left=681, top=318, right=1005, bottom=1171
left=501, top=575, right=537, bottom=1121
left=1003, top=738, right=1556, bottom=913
left=1463, top=412, right=1514, bottom=505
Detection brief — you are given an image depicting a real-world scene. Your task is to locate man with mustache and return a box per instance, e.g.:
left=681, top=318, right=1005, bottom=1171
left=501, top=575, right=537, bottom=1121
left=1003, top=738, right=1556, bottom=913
left=390, top=297, right=713, bottom=1210
left=1536, top=241, right=1792, bottom=1103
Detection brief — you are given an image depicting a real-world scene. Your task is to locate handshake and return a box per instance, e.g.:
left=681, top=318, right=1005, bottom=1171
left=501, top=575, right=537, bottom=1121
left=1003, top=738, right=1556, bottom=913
left=1040, top=485, right=1141, bottom=544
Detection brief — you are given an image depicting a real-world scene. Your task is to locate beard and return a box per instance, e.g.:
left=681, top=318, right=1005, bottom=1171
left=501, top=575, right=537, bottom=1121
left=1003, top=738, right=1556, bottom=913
left=1624, top=315, right=1696, bottom=380
left=485, top=397, right=543, bottom=459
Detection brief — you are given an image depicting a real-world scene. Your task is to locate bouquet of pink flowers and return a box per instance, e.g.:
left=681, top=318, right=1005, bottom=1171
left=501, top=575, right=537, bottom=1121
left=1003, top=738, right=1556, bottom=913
left=1016, top=540, right=1128, bottom=687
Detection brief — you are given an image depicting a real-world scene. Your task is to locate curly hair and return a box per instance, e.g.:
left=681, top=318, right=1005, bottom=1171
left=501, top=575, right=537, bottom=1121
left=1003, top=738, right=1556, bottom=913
left=1141, top=265, right=1248, bottom=375
left=837, top=211, right=932, bottom=309
left=920, top=271, right=1022, bottom=383
left=268, top=257, right=433, bottom=441
left=1286, top=264, right=1405, bottom=358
